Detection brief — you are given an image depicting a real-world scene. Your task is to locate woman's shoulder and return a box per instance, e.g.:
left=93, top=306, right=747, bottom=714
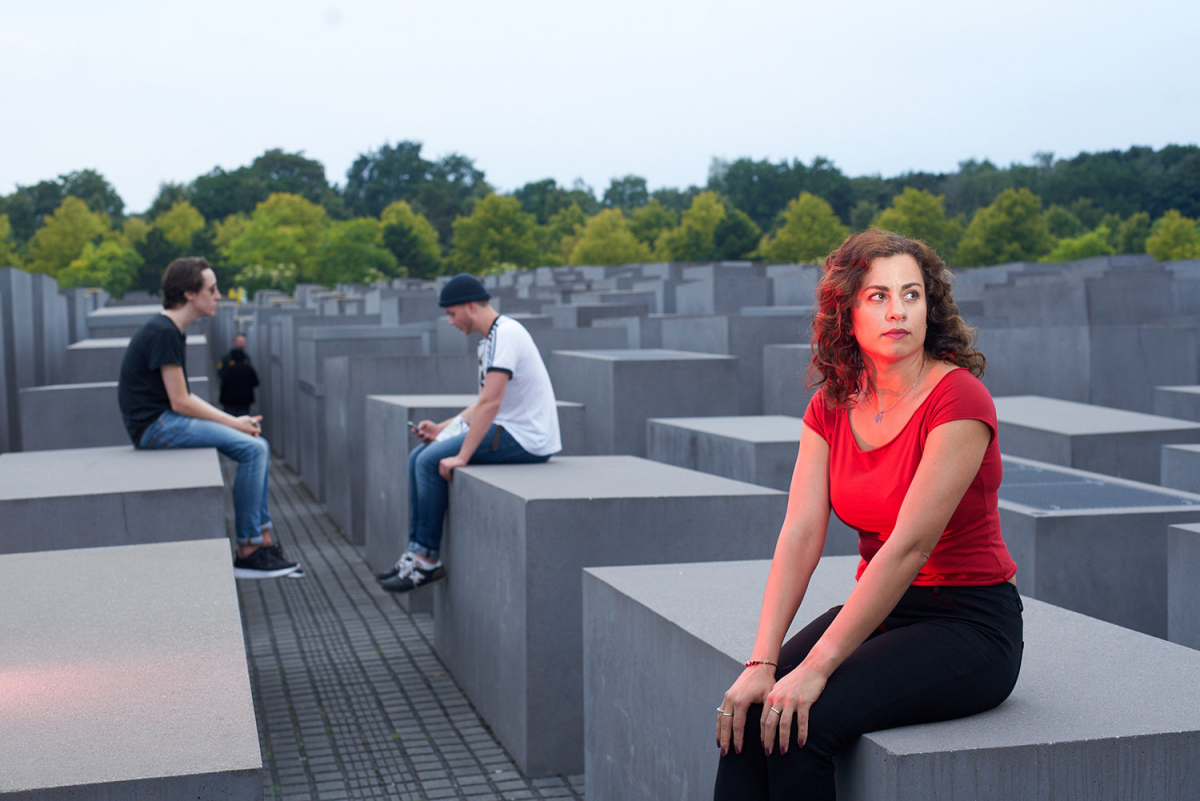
left=924, top=365, right=995, bottom=422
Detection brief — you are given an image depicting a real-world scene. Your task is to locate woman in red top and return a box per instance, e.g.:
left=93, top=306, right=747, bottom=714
left=714, top=230, right=1022, bottom=800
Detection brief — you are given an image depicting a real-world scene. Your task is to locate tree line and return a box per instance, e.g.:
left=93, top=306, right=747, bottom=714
left=1, top=142, right=1198, bottom=297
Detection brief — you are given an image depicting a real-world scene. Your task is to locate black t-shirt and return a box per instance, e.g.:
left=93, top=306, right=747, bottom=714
left=118, top=314, right=189, bottom=445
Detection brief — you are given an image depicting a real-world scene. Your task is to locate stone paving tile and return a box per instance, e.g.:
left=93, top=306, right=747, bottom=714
left=240, top=460, right=586, bottom=801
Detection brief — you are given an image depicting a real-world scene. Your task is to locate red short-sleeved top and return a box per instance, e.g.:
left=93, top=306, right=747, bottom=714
left=803, top=368, right=1017, bottom=586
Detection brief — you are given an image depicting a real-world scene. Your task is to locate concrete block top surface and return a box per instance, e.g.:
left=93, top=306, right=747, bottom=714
left=1158, top=385, right=1200, bottom=395
left=67, top=335, right=208, bottom=350
left=459, top=455, right=783, bottom=500
left=551, top=348, right=736, bottom=362
left=994, top=395, right=1200, bottom=434
left=1000, top=455, right=1200, bottom=513
left=1171, top=522, right=1200, bottom=534
left=1164, top=444, right=1200, bottom=454
left=0, top=446, right=223, bottom=500
left=369, top=394, right=479, bottom=408
left=0, top=539, right=261, bottom=793
left=298, top=325, right=422, bottom=341
left=586, top=557, right=1200, bottom=750
left=23, top=380, right=119, bottom=391
left=86, top=304, right=162, bottom=319
left=648, top=415, right=807, bottom=443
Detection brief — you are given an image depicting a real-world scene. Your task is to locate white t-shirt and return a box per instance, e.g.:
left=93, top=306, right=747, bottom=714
left=478, top=315, right=561, bottom=457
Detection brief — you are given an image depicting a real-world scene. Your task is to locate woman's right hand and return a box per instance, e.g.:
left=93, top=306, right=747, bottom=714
left=716, top=665, right=777, bottom=756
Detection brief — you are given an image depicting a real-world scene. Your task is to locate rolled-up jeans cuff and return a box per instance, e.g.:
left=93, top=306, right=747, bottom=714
left=407, top=541, right=438, bottom=561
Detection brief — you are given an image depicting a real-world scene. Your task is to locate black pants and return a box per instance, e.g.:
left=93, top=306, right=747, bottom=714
left=714, top=582, right=1023, bottom=801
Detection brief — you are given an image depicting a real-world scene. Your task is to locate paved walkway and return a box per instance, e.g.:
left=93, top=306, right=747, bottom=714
left=238, top=459, right=586, bottom=801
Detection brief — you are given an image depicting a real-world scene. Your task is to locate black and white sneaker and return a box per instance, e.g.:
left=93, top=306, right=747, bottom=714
left=379, top=560, right=445, bottom=593
left=375, top=552, right=416, bottom=582
left=265, top=544, right=305, bottom=578
left=234, top=546, right=300, bottom=579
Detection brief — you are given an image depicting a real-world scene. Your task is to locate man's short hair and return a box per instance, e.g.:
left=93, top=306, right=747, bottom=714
left=161, top=257, right=211, bottom=309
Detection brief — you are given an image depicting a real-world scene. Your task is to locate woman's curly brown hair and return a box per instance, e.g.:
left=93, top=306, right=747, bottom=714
left=810, top=229, right=985, bottom=407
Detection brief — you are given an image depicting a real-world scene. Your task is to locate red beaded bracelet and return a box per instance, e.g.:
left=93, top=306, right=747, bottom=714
left=745, top=659, right=778, bottom=668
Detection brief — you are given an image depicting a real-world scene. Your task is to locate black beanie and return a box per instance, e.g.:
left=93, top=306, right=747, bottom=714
left=439, top=274, right=491, bottom=307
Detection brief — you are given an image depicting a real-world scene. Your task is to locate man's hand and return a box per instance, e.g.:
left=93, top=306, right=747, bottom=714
left=234, top=415, right=263, bottom=436
left=415, top=420, right=440, bottom=445
left=439, top=454, right=469, bottom=481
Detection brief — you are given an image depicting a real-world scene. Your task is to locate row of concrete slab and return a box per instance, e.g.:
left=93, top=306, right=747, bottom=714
left=6, top=256, right=1200, bottom=798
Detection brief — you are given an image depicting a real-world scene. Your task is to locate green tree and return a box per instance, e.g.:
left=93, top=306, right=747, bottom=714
left=538, top=203, right=588, bottom=265
left=60, top=169, right=125, bottom=224
left=712, top=207, right=761, bottom=260
left=58, top=240, right=142, bottom=297
left=654, top=191, right=727, bottom=261
left=850, top=200, right=880, bottom=233
left=755, top=192, right=848, bottom=264
left=380, top=200, right=442, bottom=279
left=233, top=262, right=300, bottom=295
left=1043, top=204, right=1084, bottom=238
left=25, top=196, right=111, bottom=277
left=0, top=214, right=21, bottom=267
left=121, top=216, right=151, bottom=249
left=872, top=188, right=964, bottom=261
left=311, top=218, right=398, bottom=286
left=221, top=193, right=330, bottom=282
left=154, top=200, right=207, bottom=250
left=191, top=149, right=340, bottom=222
left=1, top=170, right=123, bottom=243
left=1145, top=210, right=1200, bottom=261
left=567, top=209, right=652, bottom=266
left=449, top=194, right=540, bottom=274
left=628, top=199, right=677, bottom=248
left=955, top=188, right=1054, bottom=267
left=144, top=182, right=192, bottom=221
left=1115, top=212, right=1152, bottom=254
left=1040, top=226, right=1116, bottom=262
left=602, top=175, right=649, bottom=211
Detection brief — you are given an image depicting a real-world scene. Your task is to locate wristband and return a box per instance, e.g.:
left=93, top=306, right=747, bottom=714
left=745, top=659, right=778, bottom=668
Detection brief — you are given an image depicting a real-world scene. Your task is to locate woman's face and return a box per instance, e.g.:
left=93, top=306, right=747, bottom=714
left=851, top=254, right=927, bottom=366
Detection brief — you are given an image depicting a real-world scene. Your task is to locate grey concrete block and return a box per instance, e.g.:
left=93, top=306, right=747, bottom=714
left=645, top=415, right=857, bottom=556
left=999, top=455, right=1200, bottom=637
left=675, top=264, right=770, bottom=315
left=994, top=395, right=1200, bottom=484
left=435, top=455, right=787, bottom=777
left=975, top=325, right=1091, bottom=403
left=549, top=349, right=740, bottom=456
left=0, top=539, right=261, bottom=799
left=1155, top=385, right=1200, bottom=422
left=546, top=302, right=652, bottom=328
left=64, top=335, right=209, bottom=384
left=1162, top=444, right=1200, bottom=494
left=661, top=312, right=811, bottom=414
left=321, top=354, right=476, bottom=544
left=85, top=303, right=175, bottom=337
left=591, top=314, right=665, bottom=349
left=584, top=557, right=1200, bottom=801
left=0, top=267, right=36, bottom=451
left=1168, top=523, right=1200, bottom=650
left=1089, top=325, right=1198, bottom=413
left=30, top=271, right=68, bottom=385
left=20, top=378, right=210, bottom=451
left=763, top=343, right=816, bottom=418
left=295, top=325, right=425, bottom=501
left=0, top=446, right=225, bottom=554
left=0, top=299, right=7, bottom=454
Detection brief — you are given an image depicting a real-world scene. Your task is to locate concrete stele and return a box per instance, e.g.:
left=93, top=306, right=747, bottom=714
left=0, top=539, right=262, bottom=799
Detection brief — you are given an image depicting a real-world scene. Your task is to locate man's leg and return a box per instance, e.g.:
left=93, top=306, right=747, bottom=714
left=139, top=411, right=296, bottom=578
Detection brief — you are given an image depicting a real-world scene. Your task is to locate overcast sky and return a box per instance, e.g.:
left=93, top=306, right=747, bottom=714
left=3, top=0, right=1198, bottom=214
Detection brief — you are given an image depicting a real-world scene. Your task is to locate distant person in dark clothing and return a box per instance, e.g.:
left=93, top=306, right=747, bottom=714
left=217, top=333, right=250, bottom=378
left=219, top=347, right=259, bottom=418
left=118, top=257, right=300, bottom=580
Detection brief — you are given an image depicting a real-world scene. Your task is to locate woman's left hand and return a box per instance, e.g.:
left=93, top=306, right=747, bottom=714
left=761, top=663, right=828, bottom=755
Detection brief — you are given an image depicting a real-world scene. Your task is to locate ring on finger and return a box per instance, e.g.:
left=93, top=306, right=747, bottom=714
left=769, top=706, right=782, bottom=715
left=716, top=707, right=734, bottom=717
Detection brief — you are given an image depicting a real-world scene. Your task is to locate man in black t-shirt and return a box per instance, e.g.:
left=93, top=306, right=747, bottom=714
left=118, top=257, right=300, bottom=579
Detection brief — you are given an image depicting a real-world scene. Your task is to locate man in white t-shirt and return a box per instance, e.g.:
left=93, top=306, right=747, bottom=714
left=378, top=273, right=562, bottom=593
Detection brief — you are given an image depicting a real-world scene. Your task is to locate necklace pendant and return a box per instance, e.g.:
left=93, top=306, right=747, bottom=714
left=873, top=411, right=884, bottom=424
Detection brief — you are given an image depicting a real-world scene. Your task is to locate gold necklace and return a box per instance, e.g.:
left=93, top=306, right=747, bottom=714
left=865, top=359, right=925, bottom=424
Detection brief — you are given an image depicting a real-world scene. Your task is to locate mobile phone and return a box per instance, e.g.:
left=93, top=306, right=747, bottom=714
left=408, top=420, right=419, bottom=432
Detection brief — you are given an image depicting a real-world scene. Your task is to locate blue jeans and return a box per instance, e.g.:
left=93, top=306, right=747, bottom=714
left=407, top=424, right=550, bottom=560
left=139, top=410, right=272, bottom=546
